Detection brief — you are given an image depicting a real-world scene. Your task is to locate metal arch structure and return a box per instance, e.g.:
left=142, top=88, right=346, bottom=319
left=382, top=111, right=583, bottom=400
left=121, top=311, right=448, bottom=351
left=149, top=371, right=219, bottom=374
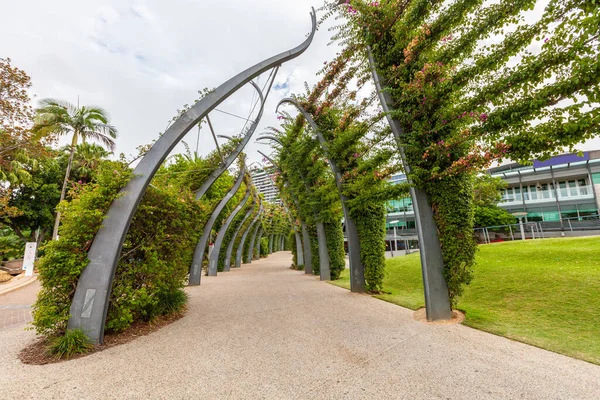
left=224, top=198, right=256, bottom=270
left=209, top=187, right=251, bottom=275
left=236, top=202, right=263, bottom=267
left=191, top=162, right=247, bottom=284
left=367, top=49, right=452, bottom=320
left=194, top=80, right=265, bottom=202
left=253, top=226, right=264, bottom=260
left=247, top=219, right=262, bottom=262
left=257, top=146, right=325, bottom=276
left=268, top=234, right=274, bottom=253
left=301, top=224, right=313, bottom=275
left=257, top=147, right=326, bottom=277
left=255, top=147, right=304, bottom=263
left=276, top=99, right=362, bottom=289
left=67, top=10, right=317, bottom=344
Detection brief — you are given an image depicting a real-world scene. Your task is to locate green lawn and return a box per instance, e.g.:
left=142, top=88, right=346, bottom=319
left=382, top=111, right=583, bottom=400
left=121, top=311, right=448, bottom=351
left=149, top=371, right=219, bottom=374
left=331, top=237, right=600, bottom=365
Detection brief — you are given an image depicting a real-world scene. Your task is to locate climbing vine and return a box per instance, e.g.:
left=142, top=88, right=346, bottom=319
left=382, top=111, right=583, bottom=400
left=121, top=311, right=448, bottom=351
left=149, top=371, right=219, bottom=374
left=318, top=0, right=599, bottom=304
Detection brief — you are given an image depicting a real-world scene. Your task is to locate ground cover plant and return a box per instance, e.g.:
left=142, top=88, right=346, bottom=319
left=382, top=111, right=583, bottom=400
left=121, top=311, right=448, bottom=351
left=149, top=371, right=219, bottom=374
left=330, top=237, right=600, bottom=364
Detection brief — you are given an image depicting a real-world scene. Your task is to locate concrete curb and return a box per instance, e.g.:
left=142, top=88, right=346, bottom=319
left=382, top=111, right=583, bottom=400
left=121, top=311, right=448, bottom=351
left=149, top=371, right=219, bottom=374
left=0, top=275, right=38, bottom=297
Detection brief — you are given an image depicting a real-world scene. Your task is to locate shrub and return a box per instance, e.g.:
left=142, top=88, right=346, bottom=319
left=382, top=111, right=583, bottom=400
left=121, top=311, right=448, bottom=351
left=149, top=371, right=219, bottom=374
left=47, top=329, right=93, bottom=359
left=33, top=160, right=202, bottom=337
left=155, top=289, right=188, bottom=316
left=353, top=203, right=387, bottom=292
left=324, top=221, right=346, bottom=280
left=260, top=237, right=268, bottom=257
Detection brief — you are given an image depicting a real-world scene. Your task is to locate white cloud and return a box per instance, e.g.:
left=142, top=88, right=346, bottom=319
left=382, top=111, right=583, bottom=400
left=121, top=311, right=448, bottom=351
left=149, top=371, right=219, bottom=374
left=1, top=0, right=343, bottom=165
left=2, top=0, right=598, bottom=167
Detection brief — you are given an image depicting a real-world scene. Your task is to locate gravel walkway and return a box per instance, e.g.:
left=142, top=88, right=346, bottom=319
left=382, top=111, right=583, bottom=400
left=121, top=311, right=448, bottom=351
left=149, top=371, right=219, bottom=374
left=0, top=251, right=598, bottom=399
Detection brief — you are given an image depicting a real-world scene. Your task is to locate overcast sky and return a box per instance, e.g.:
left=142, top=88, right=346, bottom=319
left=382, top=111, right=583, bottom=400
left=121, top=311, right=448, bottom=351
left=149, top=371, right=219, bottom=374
left=2, top=0, right=599, bottom=169
left=1, top=0, right=343, bottom=166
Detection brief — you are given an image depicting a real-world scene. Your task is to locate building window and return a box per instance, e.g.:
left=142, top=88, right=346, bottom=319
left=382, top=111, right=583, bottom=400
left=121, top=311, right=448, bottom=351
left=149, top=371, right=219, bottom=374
left=579, top=179, right=588, bottom=195
left=529, top=185, right=538, bottom=200
left=559, top=181, right=568, bottom=197
left=569, top=180, right=578, bottom=196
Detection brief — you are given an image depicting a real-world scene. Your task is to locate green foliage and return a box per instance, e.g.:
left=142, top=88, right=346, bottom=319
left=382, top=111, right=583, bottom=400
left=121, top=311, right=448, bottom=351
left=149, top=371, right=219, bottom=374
left=217, top=197, right=255, bottom=271
left=427, top=173, right=476, bottom=305
left=320, top=0, right=600, bottom=305
left=1, top=154, right=62, bottom=245
left=260, top=237, right=269, bottom=257
left=0, top=227, right=24, bottom=261
left=473, top=175, right=507, bottom=208
left=154, top=289, right=188, bottom=316
left=33, top=161, right=132, bottom=336
left=47, top=329, right=93, bottom=359
left=331, top=237, right=600, bottom=365
left=324, top=222, right=346, bottom=280
left=471, top=175, right=516, bottom=227
left=353, top=203, right=387, bottom=292
left=309, top=225, right=321, bottom=275
left=474, top=205, right=517, bottom=228
left=32, top=158, right=201, bottom=336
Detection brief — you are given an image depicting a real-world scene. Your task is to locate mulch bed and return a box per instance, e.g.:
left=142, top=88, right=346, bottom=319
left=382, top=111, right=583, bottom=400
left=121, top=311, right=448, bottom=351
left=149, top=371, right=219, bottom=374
left=19, top=309, right=186, bottom=365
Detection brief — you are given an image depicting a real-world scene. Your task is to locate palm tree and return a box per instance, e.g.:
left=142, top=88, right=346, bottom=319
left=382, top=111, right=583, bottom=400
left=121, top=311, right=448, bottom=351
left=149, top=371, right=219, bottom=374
left=32, top=99, right=117, bottom=240
left=71, top=143, right=110, bottom=183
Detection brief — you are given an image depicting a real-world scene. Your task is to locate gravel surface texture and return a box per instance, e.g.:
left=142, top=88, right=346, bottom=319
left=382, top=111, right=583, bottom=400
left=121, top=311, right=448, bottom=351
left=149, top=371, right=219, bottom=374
left=0, top=252, right=598, bottom=399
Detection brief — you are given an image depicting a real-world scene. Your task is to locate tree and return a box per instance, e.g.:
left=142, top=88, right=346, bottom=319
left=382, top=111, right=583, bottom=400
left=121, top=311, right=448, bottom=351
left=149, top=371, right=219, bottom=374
left=32, top=99, right=118, bottom=239
left=321, top=0, right=600, bottom=304
left=472, top=175, right=516, bottom=228
left=0, top=154, right=62, bottom=247
left=70, top=143, right=110, bottom=183
left=0, top=58, right=48, bottom=184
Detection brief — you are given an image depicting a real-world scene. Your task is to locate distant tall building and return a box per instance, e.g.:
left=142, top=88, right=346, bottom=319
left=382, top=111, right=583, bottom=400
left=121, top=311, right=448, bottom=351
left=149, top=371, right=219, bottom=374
left=251, top=165, right=281, bottom=205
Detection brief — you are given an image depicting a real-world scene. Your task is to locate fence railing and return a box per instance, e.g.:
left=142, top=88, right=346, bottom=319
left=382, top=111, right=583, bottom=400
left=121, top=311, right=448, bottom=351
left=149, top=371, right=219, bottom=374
left=475, top=214, right=600, bottom=243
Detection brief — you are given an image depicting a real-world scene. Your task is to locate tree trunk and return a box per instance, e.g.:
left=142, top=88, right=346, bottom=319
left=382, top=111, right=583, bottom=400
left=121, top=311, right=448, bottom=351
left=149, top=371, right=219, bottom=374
left=52, top=134, right=77, bottom=240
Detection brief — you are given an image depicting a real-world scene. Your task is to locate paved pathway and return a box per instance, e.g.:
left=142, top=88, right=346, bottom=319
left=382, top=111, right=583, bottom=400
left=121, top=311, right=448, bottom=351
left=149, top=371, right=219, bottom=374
left=0, top=252, right=599, bottom=399
left=0, top=279, right=39, bottom=330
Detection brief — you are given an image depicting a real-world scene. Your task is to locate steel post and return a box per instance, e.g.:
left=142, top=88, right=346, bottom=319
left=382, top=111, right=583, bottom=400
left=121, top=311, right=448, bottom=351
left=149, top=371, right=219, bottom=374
left=192, top=163, right=246, bottom=283
left=247, top=222, right=261, bottom=263
left=367, top=48, right=451, bottom=320
left=254, top=228, right=263, bottom=260
left=301, top=223, right=312, bottom=274
left=67, top=10, right=317, bottom=343
left=210, top=189, right=251, bottom=274
left=236, top=209, right=261, bottom=268
left=275, top=101, right=362, bottom=291
left=225, top=201, right=255, bottom=270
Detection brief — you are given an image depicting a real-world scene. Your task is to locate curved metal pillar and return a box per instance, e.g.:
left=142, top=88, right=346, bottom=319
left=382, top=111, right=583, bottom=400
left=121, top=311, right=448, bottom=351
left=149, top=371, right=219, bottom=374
left=246, top=222, right=261, bottom=263
left=268, top=234, right=274, bottom=254
left=295, top=230, right=304, bottom=266
left=254, top=228, right=263, bottom=260
left=236, top=216, right=259, bottom=267
left=300, top=223, right=313, bottom=275
left=275, top=103, right=357, bottom=287
left=257, top=147, right=330, bottom=278
left=367, top=48, right=451, bottom=319
left=210, top=188, right=251, bottom=274
left=281, top=235, right=285, bottom=251
left=257, top=144, right=330, bottom=279
left=315, top=222, right=330, bottom=280
left=225, top=202, right=255, bottom=270
left=67, top=11, right=317, bottom=343
left=192, top=163, right=246, bottom=283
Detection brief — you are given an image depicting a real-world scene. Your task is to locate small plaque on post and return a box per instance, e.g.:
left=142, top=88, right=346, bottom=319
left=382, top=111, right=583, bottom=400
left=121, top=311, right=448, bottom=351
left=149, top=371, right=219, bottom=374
left=22, top=242, right=37, bottom=277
